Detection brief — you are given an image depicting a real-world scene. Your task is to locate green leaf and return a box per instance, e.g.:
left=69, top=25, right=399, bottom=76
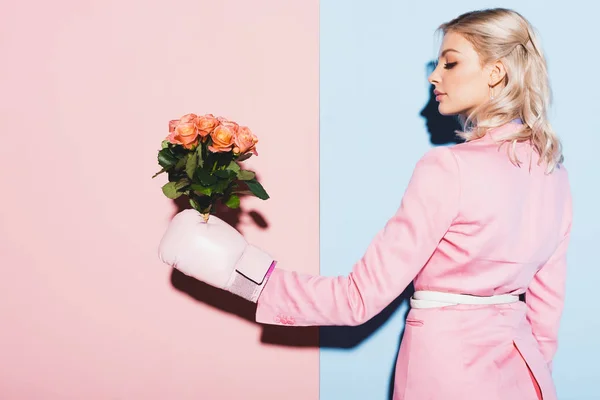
left=227, top=161, right=241, bottom=174
left=191, top=183, right=212, bottom=196
left=237, top=170, right=255, bottom=181
left=175, top=177, right=190, bottom=190
left=161, top=140, right=170, bottom=149
left=212, top=178, right=231, bottom=194
left=162, top=182, right=183, bottom=199
left=174, top=153, right=188, bottom=171
left=195, top=169, right=218, bottom=186
left=245, top=179, right=269, bottom=200
left=214, top=169, right=231, bottom=179
left=158, top=148, right=178, bottom=169
left=186, top=152, right=198, bottom=179
left=224, top=195, right=240, bottom=209
left=196, top=144, right=204, bottom=168
left=214, top=151, right=234, bottom=168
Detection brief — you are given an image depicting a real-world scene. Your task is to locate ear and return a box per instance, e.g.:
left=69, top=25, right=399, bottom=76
left=488, top=60, right=507, bottom=87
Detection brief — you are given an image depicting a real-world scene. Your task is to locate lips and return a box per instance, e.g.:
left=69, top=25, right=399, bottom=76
left=434, top=89, right=446, bottom=101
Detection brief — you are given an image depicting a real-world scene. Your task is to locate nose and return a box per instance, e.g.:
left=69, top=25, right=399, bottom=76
left=428, top=71, right=439, bottom=85
left=428, top=64, right=440, bottom=85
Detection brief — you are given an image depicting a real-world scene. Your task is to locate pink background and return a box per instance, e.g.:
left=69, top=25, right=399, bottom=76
left=0, top=1, right=319, bottom=398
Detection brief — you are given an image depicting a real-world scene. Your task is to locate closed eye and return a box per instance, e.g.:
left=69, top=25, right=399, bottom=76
left=444, top=62, right=457, bottom=69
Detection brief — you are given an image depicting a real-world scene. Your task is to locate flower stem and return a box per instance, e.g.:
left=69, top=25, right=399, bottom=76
left=200, top=204, right=212, bottom=222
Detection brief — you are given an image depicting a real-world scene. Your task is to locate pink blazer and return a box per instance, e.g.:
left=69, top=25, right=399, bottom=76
left=255, top=120, right=572, bottom=400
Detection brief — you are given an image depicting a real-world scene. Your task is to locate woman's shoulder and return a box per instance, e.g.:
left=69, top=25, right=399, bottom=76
left=440, top=138, right=571, bottom=181
left=412, top=146, right=460, bottom=180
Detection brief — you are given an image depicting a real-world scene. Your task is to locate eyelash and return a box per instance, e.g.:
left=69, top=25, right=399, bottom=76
left=444, top=62, right=457, bottom=69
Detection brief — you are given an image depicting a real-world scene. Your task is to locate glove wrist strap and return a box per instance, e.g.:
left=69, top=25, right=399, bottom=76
left=225, top=245, right=275, bottom=303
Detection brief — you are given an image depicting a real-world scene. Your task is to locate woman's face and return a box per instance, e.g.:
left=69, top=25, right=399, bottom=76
left=428, top=32, right=497, bottom=117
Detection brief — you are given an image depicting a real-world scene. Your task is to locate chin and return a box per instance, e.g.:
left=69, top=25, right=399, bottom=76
left=438, top=102, right=469, bottom=117
left=438, top=104, right=458, bottom=116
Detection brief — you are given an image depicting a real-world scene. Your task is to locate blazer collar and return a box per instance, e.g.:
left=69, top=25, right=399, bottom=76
left=485, top=118, right=526, bottom=142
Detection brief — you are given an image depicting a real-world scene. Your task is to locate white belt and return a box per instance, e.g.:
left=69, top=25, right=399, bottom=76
left=410, top=290, right=519, bottom=309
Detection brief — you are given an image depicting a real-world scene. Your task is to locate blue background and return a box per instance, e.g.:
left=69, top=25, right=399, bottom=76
left=319, top=1, right=599, bottom=399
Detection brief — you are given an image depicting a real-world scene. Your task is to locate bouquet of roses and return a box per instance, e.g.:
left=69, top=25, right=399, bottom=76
left=153, top=113, right=269, bottom=221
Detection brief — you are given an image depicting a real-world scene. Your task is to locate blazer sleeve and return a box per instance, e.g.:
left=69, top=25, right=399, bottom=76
left=525, top=178, right=573, bottom=371
left=255, top=146, right=460, bottom=327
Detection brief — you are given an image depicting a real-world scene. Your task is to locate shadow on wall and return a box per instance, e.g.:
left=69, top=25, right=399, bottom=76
left=421, top=61, right=464, bottom=146
left=167, top=60, right=465, bottom=398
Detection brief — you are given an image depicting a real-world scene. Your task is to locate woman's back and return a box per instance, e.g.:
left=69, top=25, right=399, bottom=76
left=416, top=120, right=572, bottom=298
left=397, top=120, right=572, bottom=399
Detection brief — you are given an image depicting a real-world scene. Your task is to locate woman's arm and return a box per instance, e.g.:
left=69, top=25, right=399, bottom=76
left=255, top=146, right=461, bottom=326
left=525, top=186, right=572, bottom=371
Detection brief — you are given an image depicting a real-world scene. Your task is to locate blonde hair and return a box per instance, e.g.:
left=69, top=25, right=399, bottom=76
left=437, top=8, right=563, bottom=173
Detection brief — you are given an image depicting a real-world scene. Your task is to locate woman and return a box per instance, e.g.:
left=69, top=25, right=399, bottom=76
left=158, top=8, right=571, bottom=400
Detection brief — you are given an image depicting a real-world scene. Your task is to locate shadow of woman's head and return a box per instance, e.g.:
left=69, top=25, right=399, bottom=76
left=420, top=61, right=464, bottom=146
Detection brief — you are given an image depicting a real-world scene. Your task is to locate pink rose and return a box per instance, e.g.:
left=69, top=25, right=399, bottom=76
left=169, top=113, right=197, bottom=131
left=209, top=119, right=238, bottom=152
left=168, top=119, right=178, bottom=133
left=196, top=114, right=219, bottom=137
left=167, top=113, right=200, bottom=149
left=233, top=126, right=259, bottom=156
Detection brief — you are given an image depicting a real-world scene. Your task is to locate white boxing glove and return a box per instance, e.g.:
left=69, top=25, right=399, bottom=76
left=158, top=209, right=275, bottom=302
